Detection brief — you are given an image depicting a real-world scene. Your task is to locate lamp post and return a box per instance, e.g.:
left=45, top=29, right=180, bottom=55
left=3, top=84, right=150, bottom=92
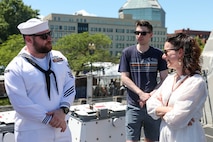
left=87, top=43, right=96, bottom=104
left=88, top=43, right=96, bottom=74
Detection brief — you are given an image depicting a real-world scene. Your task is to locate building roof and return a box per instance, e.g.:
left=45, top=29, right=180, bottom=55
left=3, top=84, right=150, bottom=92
left=120, top=0, right=162, bottom=10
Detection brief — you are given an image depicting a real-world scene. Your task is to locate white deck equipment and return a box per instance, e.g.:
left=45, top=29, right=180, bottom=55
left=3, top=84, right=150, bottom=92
left=0, top=102, right=126, bottom=142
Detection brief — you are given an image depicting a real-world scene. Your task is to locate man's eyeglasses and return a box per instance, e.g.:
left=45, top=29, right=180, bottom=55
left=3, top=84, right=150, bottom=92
left=134, top=31, right=151, bottom=36
left=163, top=48, right=179, bottom=55
left=30, top=31, right=51, bottom=40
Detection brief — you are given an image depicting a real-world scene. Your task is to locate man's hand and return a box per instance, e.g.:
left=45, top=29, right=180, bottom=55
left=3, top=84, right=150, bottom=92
left=138, top=92, right=151, bottom=107
left=47, top=109, right=67, bottom=132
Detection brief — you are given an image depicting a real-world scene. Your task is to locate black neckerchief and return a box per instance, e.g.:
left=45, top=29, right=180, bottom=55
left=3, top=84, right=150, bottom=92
left=20, top=53, right=58, bottom=100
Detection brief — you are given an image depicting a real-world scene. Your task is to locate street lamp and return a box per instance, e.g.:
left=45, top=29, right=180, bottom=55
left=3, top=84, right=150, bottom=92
left=87, top=43, right=96, bottom=104
left=88, top=43, right=96, bottom=74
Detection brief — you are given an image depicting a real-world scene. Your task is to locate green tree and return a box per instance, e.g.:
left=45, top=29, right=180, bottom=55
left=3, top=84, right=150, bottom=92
left=194, top=36, right=205, bottom=51
left=0, top=0, right=39, bottom=43
left=0, top=34, right=24, bottom=66
left=53, top=32, right=117, bottom=75
left=0, top=32, right=118, bottom=76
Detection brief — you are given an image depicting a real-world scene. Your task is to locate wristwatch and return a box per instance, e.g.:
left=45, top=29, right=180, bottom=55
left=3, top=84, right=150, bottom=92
left=60, top=107, right=70, bottom=114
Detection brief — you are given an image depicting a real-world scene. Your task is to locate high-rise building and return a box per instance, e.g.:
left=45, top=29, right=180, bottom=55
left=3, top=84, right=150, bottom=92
left=119, top=0, right=165, bottom=27
left=44, top=0, right=167, bottom=56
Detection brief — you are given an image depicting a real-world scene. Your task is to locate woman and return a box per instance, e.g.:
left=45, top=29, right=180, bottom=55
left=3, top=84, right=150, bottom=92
left=146, top=33, right=207, bottom=142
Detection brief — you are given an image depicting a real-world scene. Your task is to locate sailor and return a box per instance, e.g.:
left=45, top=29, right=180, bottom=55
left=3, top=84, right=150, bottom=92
left=4, top=18, right=76, bottom=142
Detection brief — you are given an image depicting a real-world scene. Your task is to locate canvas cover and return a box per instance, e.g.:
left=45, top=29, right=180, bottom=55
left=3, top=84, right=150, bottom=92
left=201, top=30, right=213, bottom=125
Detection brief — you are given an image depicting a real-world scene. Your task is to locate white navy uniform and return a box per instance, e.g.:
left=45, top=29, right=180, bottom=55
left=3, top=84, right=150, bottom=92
left=4, top=47, right=76, bottom=142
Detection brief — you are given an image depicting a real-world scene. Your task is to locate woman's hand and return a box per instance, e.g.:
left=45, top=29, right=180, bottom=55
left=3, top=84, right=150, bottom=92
left=156, top=106, right=172, bottom=117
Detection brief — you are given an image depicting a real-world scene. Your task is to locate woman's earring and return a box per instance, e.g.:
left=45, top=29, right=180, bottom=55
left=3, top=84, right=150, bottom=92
left=178, top=59, right=182, bottom=66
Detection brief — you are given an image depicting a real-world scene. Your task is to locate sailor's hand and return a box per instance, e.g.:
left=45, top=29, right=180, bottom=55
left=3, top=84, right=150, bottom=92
left=47, top=109, right=67, bottom=132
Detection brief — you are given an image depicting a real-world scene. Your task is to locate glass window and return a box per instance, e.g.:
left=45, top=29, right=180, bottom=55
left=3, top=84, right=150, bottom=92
left=64, top=26, right=67, bottom=31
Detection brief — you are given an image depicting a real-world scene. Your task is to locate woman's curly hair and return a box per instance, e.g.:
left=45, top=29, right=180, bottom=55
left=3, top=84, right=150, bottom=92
left=166, top=33, right=202, bottom=76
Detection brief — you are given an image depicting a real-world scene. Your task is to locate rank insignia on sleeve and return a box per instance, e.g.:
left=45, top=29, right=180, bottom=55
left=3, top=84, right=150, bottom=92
left=4, top=69, right=10, bottom=73
left=52, top=56, right=64, bottom=62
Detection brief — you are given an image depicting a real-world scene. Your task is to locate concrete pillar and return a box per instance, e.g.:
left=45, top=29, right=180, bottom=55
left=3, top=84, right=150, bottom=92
left=87, top=74, right=93, bottom=104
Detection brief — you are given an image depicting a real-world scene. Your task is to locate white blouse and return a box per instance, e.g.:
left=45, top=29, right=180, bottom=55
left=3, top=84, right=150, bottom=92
left=147, top=73, right=207, bottom=142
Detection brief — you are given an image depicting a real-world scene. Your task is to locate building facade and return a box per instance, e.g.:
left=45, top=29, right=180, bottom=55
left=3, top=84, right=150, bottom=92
left=44, top=0, right=167, bottom=56
left=173, top=28, right=210, bottom=43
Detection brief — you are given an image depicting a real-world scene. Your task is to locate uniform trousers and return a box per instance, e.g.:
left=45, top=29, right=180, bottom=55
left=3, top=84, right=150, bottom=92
left=15, top=125, right=72, bottom=142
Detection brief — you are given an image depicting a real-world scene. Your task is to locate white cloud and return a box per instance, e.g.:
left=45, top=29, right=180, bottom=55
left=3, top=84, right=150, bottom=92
left=74, top=9, right=96, bottom=16
left=38, top=15, right=45, bottom=20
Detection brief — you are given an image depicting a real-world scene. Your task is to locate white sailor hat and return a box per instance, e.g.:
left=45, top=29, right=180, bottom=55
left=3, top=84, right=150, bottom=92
left=17, top=18, right=49, bottom=35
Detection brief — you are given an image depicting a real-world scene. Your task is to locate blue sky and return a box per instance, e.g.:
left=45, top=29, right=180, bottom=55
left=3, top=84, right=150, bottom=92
left=23, top=0, right=213, bottom=33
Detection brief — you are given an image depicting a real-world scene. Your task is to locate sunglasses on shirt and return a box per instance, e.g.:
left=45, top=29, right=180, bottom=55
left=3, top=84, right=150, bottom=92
left=134, top=31, right=151, bottom=36
left=28, top=31, right=52, bottom=40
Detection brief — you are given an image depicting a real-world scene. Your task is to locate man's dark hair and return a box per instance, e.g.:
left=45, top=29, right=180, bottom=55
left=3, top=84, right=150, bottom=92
left=135, top=20, right=153, bottom=32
